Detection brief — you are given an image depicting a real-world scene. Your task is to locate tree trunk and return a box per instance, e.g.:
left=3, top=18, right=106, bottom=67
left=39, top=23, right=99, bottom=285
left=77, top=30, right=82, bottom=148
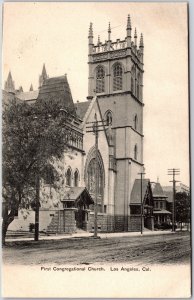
left=2, top=207, right=16, bottom=246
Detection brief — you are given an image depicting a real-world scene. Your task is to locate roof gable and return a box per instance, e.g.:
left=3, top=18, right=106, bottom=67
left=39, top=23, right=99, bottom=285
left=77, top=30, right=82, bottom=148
left=75, top=101, right=90, bottom=120
left=37, top=75, right=76, bottom=114
left=152, top=182, right=166, bottom=197
left=130, top=179, right=152, bottom=204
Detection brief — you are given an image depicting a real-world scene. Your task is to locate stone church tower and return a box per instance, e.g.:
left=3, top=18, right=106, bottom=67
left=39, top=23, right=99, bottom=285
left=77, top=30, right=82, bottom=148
left=87, top=15, right=145, bottom=231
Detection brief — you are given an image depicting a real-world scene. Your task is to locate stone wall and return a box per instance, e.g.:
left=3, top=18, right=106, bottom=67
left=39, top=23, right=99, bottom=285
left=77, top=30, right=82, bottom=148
left=47, top=209, right=76, bottom=233
left=88, top=213, right=114, bottom=232
left=114, top=215, right=125, bottom=232
left=145, top=216, right=154, bottom=231
left=128, top=215, right=141, bottom=232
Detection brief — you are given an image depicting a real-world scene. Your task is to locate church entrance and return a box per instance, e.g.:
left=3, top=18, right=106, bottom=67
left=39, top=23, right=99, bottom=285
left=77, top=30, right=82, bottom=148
left=62, top=187, right=94, bottom=232
left=75, top=206, right=87, bottom=229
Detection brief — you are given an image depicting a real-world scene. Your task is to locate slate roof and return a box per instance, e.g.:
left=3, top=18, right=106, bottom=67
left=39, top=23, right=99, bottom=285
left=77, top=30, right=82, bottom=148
left=37, top=75, right=76, bottom=114
left=152, top=182, right=167, bottom=198
left=16, top=90, right=39, bottom=101
left=2, top=90, right=18, bottom=106
left=75, top=101, right=90, bottom=120
left=62, top=187, right=93, bottom=204
left=130, top=179, right=150, bottom=204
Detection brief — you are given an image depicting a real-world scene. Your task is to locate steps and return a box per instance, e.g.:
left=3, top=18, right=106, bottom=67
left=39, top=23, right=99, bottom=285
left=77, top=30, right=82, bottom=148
left=47, top=211, right=62, bottom=233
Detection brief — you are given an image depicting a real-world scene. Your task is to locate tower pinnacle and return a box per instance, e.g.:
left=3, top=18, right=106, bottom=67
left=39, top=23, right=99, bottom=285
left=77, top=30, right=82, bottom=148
left=108, top=22, right=111, bottom=41
left=88, top=22, right=93, bottom=38
left=88, top=23, right=94, bottom=56
left=127, top=14, right=132, bottom=30
left=98, top=35, right=101, bottom=45
left=139, top=33, right=144, bottom=48
left=134, top=28, right=137, bottom=46
left=39, top=64, right=48, bottom=88
left=29, top=83, right=33, bottom=91
left=4, top=71, right=15, bottom=92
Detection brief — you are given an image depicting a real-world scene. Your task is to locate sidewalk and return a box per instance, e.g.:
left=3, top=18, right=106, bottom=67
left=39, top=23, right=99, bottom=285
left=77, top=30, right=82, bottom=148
left=5, top=229, right=177, bottom=242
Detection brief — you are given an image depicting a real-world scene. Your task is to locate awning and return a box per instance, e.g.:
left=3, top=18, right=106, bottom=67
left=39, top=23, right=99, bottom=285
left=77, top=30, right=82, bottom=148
left=62, top=187, right=94, bottom=206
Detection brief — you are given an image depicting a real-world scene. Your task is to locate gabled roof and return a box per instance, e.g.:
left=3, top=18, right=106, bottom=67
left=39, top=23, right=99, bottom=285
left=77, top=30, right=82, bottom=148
left=16, top=90, right=39, bottom=101
left=152, top=182, right=167, bottom=198
left=75, top=101, right=90, bottom=120
left=63, top=187, right=85, bottom=200
left=37, top=75, right=76, bottom=114
left=2, top=90, right=18, bottom=106
left=130, top=179, right=150, bottom=204
left=62, top=187, right=94, bottom=205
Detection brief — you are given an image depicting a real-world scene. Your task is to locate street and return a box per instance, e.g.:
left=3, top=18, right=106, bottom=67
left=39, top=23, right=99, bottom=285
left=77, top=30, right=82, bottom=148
left=3, top=231, right=191, bottom=266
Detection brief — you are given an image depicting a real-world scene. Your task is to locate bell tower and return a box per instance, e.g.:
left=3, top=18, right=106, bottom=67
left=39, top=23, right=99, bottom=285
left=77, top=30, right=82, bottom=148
left=87, top=15, right=145, bottom=231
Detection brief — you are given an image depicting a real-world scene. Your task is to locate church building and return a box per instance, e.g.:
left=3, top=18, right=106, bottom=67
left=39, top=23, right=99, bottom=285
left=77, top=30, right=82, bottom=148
left=4, top=15, right=154, bottom=233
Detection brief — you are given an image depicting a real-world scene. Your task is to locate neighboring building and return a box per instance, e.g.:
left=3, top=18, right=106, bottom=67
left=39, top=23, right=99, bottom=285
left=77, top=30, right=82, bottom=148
left=3, top=15, right=155, bottom=233
left=162, top=183, right=190, bottom=214
left=152, top=180, right=171, bottom=225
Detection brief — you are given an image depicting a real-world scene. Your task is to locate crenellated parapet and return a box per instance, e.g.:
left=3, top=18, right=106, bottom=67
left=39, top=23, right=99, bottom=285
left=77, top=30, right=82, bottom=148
left=87, top=14, right=144, bottom=100
left=89, top=15, right=144, bottom=65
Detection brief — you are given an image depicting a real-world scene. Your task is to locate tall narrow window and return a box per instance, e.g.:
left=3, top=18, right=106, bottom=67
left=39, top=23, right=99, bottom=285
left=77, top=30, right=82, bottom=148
left=66, top=168, right=72, bottom=186
left=96, top=66, right=105, bottom=93
left=134, top=114, right=138, bottom=130
left=137, top=72, right=141, bottom=99
left=113, top=63, right=123, bottom=91
left=87, top=158, right=103, bottom=197
left=74, top=170, right=79, bottom=187
left=105, top=111, right=113, bottom=126
left=134, top=144, right=138, bottom=160
left=131, top=65, right=136, bottom=95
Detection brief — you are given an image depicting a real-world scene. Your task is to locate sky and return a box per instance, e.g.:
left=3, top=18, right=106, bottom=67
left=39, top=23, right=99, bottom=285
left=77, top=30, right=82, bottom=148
left=3, top=2, right=190, bottom=186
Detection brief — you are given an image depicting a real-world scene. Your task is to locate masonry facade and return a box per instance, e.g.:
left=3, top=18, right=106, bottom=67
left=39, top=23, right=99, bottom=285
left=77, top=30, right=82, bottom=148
left=4, top=15, right=155, bottom=233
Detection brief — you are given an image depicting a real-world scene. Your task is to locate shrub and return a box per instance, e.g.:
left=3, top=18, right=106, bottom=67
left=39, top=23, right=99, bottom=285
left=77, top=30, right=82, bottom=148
left=29, top=223, right=35, bottom=232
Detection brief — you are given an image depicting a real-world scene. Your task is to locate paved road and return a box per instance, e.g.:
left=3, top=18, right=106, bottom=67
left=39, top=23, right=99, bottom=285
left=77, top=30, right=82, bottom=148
left=3, top=231, right=191, bottom=266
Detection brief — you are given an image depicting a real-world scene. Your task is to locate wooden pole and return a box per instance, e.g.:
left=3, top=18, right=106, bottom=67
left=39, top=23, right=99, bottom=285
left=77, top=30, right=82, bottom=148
left=94, top=113, right=98, bottom=238
left=35, top=172, right=40, bottom=241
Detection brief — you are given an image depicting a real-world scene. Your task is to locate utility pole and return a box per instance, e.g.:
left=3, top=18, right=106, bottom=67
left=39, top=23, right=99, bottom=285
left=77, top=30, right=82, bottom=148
left=86, top=113, right=108, bottom=238
left=138, top=171, right=146, bottom=235
left=168, top=168, right=180, bottom=232
left=35, top=172, right=40, bottom=241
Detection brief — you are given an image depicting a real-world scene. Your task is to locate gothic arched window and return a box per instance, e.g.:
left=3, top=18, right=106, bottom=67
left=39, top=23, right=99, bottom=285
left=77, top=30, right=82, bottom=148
left=87, top=158, right=103, bottom=198
left=105, top=111, right=113, bottom=126
left=96, top=66, right=105, bottom=93
left=113, top=63, right=123, bottom=91
left=131, top=65, right=136, bottom=95
left=134, top=114, right=138, bottom=130
left=134, top=144, right=138, bottom=160
left=74, top=170, right=79, bottom=187
left=66, top=168, right=72, bottom=186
